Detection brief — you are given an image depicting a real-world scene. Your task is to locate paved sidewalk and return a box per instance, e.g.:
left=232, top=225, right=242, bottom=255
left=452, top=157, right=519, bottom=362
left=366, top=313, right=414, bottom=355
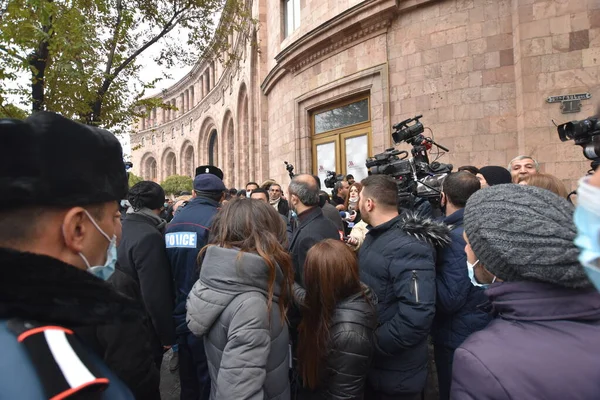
left=160, top=349, right=181, bottom=400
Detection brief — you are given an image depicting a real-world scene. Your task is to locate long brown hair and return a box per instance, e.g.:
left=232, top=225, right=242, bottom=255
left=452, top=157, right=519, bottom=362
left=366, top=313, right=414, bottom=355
left=344, top=182, right=363, bottom=211
left=197, top=198, right=294, bottom=322
left=297, top=239, right=367, bottom=389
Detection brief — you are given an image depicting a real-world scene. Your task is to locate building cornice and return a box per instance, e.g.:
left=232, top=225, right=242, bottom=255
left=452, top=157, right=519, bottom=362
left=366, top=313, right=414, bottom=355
left=261, top=0, right=398, bottom=95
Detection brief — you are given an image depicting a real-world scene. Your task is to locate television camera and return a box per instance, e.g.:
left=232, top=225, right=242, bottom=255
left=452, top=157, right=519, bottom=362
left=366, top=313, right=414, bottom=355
left=557, top=116, right=600, bottom=172
left=366, top=115, right=452, bottom=210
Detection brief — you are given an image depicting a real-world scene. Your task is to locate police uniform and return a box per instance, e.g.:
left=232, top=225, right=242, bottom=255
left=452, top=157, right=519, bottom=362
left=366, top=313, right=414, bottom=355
left=165, top=169, right=225, bottom=400
left=0, top=112, right=135, bottom=399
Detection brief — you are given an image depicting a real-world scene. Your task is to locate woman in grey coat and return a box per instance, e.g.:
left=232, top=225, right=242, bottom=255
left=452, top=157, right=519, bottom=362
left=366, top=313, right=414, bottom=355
left=187, top=198, right=294, bottom=400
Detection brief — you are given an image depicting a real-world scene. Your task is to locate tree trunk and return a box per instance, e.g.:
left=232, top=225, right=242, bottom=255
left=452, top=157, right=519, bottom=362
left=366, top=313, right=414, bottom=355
left=29, top=40, right=50, bottom=113
left=30, top=0, right=53, bottom=113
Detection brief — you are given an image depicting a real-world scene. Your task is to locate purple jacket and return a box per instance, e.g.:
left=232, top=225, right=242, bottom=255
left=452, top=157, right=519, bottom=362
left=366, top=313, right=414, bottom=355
left=451, top=281, right=600, bottom=400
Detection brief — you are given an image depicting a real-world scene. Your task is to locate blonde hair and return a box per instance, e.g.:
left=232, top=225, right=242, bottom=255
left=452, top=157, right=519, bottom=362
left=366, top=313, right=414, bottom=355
left=523, top=173, right=569, bottom=198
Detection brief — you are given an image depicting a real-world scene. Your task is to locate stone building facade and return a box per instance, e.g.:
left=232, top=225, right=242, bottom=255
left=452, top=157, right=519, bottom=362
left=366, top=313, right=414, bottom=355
left=131, top=0, right=600, bottom=191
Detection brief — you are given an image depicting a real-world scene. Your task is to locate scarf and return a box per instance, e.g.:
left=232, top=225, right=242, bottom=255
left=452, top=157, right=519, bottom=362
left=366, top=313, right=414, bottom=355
left=270, top=197, right=281, bottom=209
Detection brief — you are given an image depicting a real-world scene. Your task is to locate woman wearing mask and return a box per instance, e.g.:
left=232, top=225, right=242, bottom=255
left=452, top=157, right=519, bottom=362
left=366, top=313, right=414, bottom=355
left=295, top=239, right=377, bottom=400
left=451, top=184, right=600, bottom=399
left=186, top=199, right=294, bottom=400
left=342, top=183, right=363, bottom=236
left=343, top=183, right=368, bottom=250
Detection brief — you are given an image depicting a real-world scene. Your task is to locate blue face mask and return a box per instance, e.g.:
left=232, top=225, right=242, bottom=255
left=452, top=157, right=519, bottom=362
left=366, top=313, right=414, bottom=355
left=467, top=259, right=496, bottom=288
left=79, top=210, right=117, bottom=281
left=574, top=177, right=600, bottom=291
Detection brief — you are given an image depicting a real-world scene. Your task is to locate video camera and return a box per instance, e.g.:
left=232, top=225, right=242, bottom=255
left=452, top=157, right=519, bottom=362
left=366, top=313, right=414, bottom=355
left=366, top=115, right=452, bottom=211
left=557, top=116, right=600, bottom=172
left=324, top=170, right=345, bottom=189
left=284, top=161, right=295, bottom=180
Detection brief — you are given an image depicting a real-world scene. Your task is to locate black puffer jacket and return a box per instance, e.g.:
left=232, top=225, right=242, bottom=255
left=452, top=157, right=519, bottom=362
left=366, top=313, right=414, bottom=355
left=295, top=286, right=378, bottom=400
left=359, top=213, right=450, bottom=396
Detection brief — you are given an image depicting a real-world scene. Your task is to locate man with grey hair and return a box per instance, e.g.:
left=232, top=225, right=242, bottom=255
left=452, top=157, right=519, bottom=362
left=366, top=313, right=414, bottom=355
left=508, top=155, right=539, bottom=183
left=288, top=174, right=341, bottom=284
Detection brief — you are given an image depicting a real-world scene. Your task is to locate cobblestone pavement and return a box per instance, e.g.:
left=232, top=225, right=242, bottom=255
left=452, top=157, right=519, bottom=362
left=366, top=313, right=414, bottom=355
left=160, top=349, right=181, bottom=400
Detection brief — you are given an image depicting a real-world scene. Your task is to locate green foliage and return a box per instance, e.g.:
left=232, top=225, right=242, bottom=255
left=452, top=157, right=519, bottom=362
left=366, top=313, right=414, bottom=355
left=0, top=102, right=28, bottom=119
left=0, top=0, right=254, bottom=134
left=161, top=175, right=193, bottom=195
left=128, top=171, right=143, bottom=187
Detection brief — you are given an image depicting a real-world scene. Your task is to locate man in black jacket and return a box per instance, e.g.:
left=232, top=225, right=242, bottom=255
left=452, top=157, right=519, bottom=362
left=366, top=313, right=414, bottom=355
left=358, top=175, right=449, bottom=400
left=433, top=172, right=490, bottom=400
left=117, top=181, right=176, bottom=367
left=268, top=183, right=290, bottom=217
left=288, top=174, right=340, bottom=285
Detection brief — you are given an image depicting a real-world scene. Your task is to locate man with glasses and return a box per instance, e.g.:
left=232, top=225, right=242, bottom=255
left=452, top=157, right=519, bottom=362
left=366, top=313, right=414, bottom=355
left=269, top=183, right=290, bottom=217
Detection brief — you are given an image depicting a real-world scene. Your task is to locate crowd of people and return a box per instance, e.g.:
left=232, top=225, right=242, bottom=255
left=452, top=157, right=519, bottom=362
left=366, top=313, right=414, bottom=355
left=1, top=111, right=600, bottom=400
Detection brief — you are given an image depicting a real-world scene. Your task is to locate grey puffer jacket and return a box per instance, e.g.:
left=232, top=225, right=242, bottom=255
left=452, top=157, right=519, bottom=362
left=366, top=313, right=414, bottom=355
left=186, top=246, right=290, bottom=400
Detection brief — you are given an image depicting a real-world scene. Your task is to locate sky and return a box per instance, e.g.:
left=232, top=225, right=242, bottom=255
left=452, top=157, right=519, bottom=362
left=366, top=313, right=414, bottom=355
left=120, top=50, right=193, bottom=159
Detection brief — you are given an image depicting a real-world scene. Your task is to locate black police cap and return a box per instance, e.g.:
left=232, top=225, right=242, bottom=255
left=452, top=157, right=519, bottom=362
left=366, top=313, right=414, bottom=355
left=195, top=165, right=224, bottom=180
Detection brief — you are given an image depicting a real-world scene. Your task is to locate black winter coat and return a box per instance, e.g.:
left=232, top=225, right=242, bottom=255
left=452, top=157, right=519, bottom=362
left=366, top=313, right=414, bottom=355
left=358, top=214, right=450, bottom=396
left=117, top=212, right=176, bottom=346
left=432, top=209, right=491, bottom=350
left=78, top=269, right=161, bottom=400
left=0, top=248, right=140, bottom=400
left=289, top=206, right=341, bottom=285
left=295, top=287, right=378, bottom=400
left=276, top=197, right=290, bottom=217
left=321, top=202, right=344, bottom=232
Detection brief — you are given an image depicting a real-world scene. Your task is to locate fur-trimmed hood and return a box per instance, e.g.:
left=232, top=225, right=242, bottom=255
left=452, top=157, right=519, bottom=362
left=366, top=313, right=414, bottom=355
left=0, top=247, right=142, bottom=327
left=397, top=212, right=451, bottom=248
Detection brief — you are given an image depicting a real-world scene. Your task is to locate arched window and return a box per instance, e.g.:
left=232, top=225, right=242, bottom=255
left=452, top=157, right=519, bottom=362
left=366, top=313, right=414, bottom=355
left=181, top=124, right=184, bottom=136
left=171, top=127, right=175, bottom=139
left=162, top=132, right=165, bottom=142
left=141, top=137, right=145, bottom=147
left=190, top=119, right=193, bottom=132
left=209, top=129, right=218, bottom=166
left=151, top=134, right=156, bottom=145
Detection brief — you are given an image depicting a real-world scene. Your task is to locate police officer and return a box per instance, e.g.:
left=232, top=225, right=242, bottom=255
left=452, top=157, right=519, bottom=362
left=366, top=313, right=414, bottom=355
left=166, top=166, right=226, bottom=400
left=0, top=112, right=135, bottom=399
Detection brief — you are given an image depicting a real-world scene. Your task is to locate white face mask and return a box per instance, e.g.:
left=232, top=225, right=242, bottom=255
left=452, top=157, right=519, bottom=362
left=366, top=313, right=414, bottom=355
left=78, top=209, right=117, bottom=281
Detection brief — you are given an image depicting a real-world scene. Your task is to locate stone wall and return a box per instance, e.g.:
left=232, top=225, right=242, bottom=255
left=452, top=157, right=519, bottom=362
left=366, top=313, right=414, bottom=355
left=131, top=0, right=600, bottom=192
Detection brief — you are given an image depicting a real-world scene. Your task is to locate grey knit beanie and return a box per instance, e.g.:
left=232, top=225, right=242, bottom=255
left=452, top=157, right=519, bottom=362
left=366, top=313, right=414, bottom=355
left=463, top=184, right=591, bottom=289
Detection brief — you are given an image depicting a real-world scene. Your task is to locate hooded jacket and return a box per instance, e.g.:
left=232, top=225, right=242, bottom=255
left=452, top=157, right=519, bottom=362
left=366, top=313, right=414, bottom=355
left=294, top=285, right=378, bottom=400
left=451, top=281, right=600, bottom=400
left=186, top=246, right=290, bottom=400
left=358, top=213, right=450, bottom=395
left=0, top=248, right=138, bottom=400
left=433, top=208, right=491, bottom=350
